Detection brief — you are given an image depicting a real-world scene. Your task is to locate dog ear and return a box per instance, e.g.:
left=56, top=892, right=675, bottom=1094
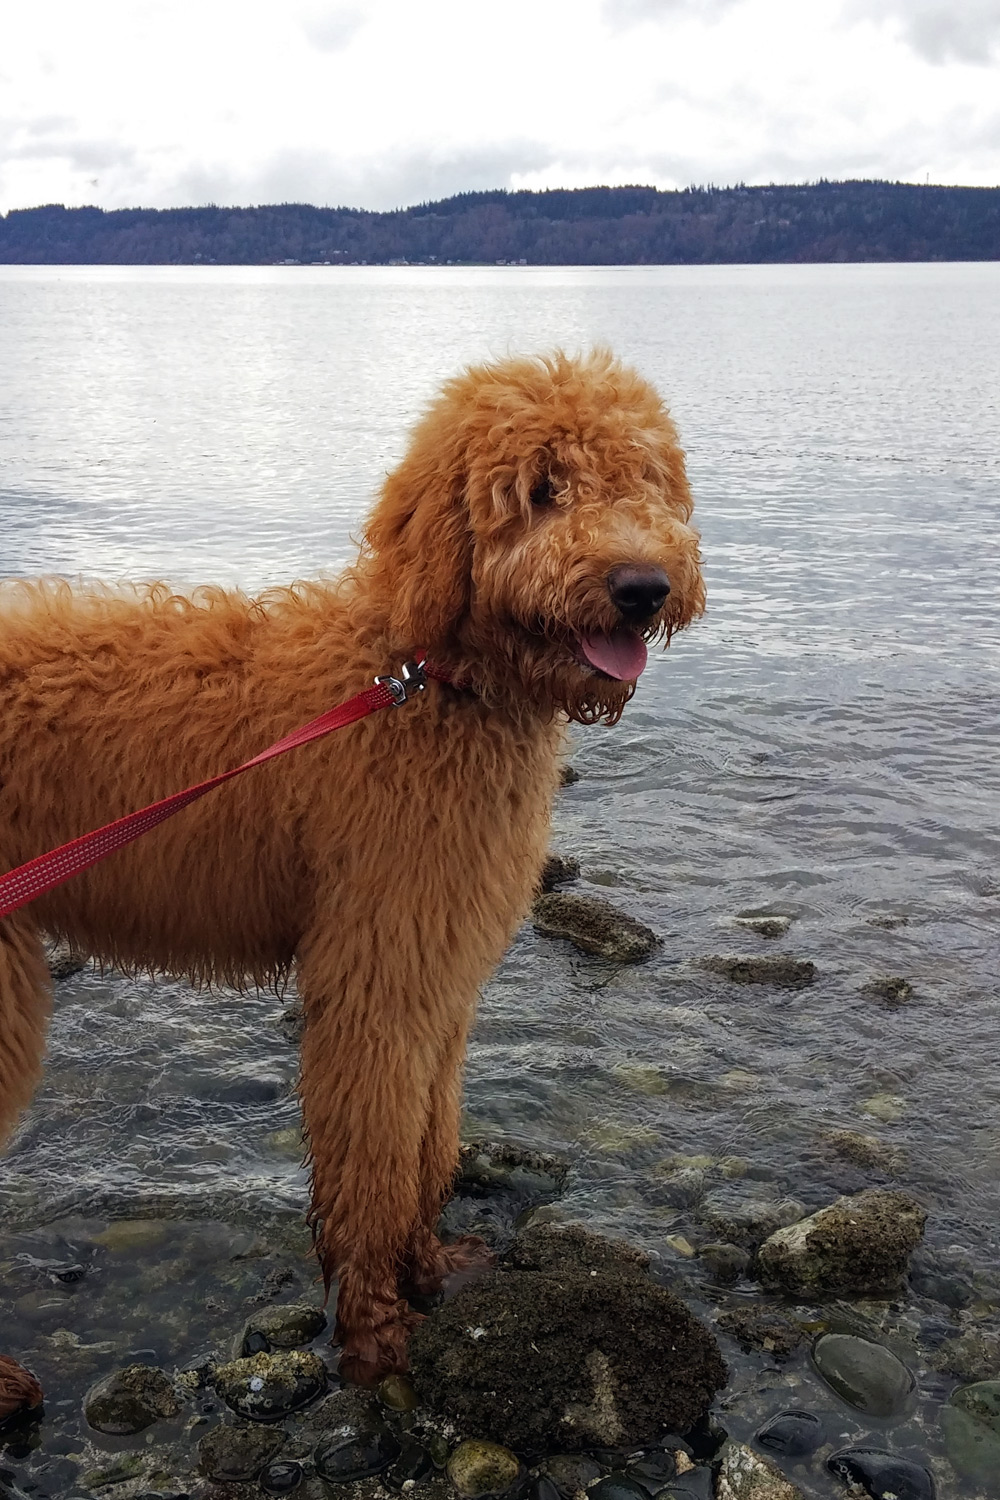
left=365, top=445, right=473, bottom=649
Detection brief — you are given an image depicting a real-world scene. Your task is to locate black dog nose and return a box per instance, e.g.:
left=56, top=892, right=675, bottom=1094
left=607, top=563, right=670, bottom=622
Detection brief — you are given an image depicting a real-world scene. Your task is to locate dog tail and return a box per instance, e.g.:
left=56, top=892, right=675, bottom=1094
left=0, top=912, right=52, bottom=1146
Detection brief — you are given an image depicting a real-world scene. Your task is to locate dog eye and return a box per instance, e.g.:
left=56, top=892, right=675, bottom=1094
left=530, top=477, right=555, bottom=507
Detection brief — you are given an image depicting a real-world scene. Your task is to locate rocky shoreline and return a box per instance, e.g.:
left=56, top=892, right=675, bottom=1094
left=3, top=855, right=1000, bottom=1498
left=4, top=1139, right=1000, bottom=1499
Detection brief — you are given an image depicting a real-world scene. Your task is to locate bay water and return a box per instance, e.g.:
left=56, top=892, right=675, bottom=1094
left=1, top=263, right=999, bottom=1495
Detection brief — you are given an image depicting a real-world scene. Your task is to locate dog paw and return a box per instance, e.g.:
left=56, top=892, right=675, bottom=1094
left=335, top=1304, right=424, bottom=1386
left=404, top=1233, right=496, bottom=1296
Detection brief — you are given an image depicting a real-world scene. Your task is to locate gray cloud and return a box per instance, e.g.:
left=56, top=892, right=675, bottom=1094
left=298, top=4, right=366, bottom=52
left=602, top=0, right=743, bottom=28
left=847, top=0, right=1000, bottom=64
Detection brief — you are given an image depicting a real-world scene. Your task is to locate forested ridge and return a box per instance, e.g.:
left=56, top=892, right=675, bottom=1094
left=1, top=180, right=998, bottom=264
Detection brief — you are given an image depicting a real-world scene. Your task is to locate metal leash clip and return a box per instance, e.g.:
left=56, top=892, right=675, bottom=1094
left=374, top=658, right=428, bottom=706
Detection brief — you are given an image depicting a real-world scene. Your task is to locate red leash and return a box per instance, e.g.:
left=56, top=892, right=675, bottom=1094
left=0, top=659, right=431, bottom=923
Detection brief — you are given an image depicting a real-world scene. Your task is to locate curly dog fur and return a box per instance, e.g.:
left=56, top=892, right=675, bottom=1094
left=0, top=349, right=704, bottom=1381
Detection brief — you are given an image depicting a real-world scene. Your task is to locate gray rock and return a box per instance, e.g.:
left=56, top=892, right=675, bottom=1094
left=46, top=940, right=89, bottom=980
left=83, top=1364, right=180, bottom=1434
left=213, top=1350, right=326, bottom=1421
left=698, top=1242, right=750, bottom=1284
left=811, top=1334, right=914, bottom=1418
left=241, top=1302, right=327, bottom=1350
left=755, top=1189, right=926, bottom=1297
left=447, top=1439, right=521, bottom=1498
left=715, top=1442, right=806, bottom=1499
left=198, top=1423, right=286, bottom=1481
left=862, top=975, right=914, bottom=1005
left=539, top=854, right=581, bottom=893
left=698, top=955, right=815, bottom=989
left=699, top=1186, right=806, bottom=1250
left=734, top=914, right=793, bottom=940
left=532, top=893, right=660, bottom=962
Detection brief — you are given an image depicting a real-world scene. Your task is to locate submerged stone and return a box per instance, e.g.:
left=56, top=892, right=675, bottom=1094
left=260, top=1458, right=305, bottom=1493
left=698, top=954, right=815, bottom=989
left=314, top=1417, right=402, bottom=1481
left=198, top=1423, right=286, bottom=1481
left=812, top=1334, right=914, bottom=1418
left=824, top=1130, right=906, bottom=1173
left=447, top=1439, right=521, bottom=1498
left=543, top=1453, right=605, bottom=1495
left=826, top=1448, right=935, bottom=1500
left=734, top=914, right=793, bottom=939
left=756, top=1189, right=926, bottom=1297
left=862, top=975, right=914, bottom=1005
left=717, top=1308, right=804, bottom=1361
left=532, top=892, right=660, bottom=962
left=84, top=1364, right=180, bottom=1434
left=385, top=1439, right=435, bottom=1489
left=754, top=1410, right=823, bottom=1458
left=941, top=1382, right=1000, bottom=1485
left=932, top=1330, right=1000, bottom=1383
left=409, top=1264, right=726, bottom=1450
left=626, top=1451, right=679, bottom=1489
left=213, top=1350, right=326, bottom=1422
left=699, top=1186, right=806, bottom=1249
left=698, top=1242, right=750, bottom=1284
left=590, top=1476, right=648, bottom=1500
left=242, top=1302, right=327, bottom=1350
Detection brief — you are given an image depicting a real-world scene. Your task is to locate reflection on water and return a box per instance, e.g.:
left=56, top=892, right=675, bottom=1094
left=1, top=264, right=1000, bottom=1496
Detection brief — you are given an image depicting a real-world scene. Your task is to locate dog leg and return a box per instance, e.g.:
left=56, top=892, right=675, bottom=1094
left=0, top=912, right=52, bottom=1147
left=402, top=1022, right=494, bottom=1297
left=297, top=951, right=436, bottom=1385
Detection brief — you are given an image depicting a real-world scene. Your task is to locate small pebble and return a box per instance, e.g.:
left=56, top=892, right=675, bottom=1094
left=260, top=1459, right=304, bottom=1493
left=379, top=1372, right=418, bottom=1411
left=446, top=1439, right=520, bottom=1498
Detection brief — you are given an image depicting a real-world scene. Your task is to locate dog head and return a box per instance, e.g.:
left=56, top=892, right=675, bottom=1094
left=365, top=349, right=705, bottom=725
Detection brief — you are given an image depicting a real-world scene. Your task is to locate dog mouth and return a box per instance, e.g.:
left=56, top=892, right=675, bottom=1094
left=574, top=629, right=648, bottom=682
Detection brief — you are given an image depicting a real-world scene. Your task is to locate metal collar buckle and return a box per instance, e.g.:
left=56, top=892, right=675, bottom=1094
left=374, top=659, right=428, bottom=707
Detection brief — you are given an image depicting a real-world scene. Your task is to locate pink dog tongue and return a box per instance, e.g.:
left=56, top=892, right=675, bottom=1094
left=578, top=630, right=648, bottom=681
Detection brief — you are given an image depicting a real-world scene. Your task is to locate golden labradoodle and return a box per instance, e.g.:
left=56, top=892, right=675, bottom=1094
left=0, top=350, right=704, bottom=1381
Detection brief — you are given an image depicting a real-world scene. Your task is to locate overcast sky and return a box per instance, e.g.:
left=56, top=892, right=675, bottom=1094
left=1, top=0, right=998, bottom=214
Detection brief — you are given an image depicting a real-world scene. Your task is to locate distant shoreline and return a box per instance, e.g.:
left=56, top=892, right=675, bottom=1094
left=2, top=180, right=999, bottom=266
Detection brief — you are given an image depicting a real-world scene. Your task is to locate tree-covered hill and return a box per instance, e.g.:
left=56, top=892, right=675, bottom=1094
left=1, top=181, right=998, bottom=265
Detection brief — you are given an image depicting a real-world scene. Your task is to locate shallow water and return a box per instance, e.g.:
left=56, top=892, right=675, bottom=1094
left=2, top=263, right=1000, bottom=1496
